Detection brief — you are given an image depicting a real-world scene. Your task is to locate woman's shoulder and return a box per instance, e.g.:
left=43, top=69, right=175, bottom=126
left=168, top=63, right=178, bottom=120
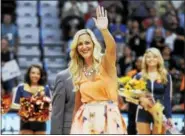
left=14, top=83, right=27, bottom=94
left=17, top=83, right=25, bottom=89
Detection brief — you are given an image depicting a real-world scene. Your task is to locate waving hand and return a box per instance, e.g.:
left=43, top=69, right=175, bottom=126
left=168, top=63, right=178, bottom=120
left=93, top=6, right=108, bottom=30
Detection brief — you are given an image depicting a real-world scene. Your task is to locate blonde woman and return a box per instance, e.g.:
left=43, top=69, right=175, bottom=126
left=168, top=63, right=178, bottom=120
left=135, top=48, right=173, bottom=134
left=69, top=6, right=127, bottom=134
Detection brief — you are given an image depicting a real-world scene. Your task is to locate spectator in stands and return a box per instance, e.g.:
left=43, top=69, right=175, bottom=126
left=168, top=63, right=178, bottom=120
left=1, top=37, right=15, bottom=65
left=149, top=7, right=157, bottom=19
left=177, top=2, right=185, bottom=28
left=106, top=3, right=123, bottom=24
left=125, top=19, right=133, bottom=43
left=61, top=1, right=83, bottom=19
left=84, top=1, right=98, bottom=22
left=118, top=45, right=135, bottom=76
left=61, top=1, right=87, bottom=44
left=2, top=13, right=19, bottom=55
left=1, top=37, right=15, bottom=95
left=62, top=15, right=85, bottom=41
left=11, top=64, right=51, bottom=134
left=170, top=15, right=185, bottom=58
left=145, top=17, right=165, bottom=48
left=150, top=28, right=165, bottom=52
left=162, top=11, right=174, bottom=29
left=109, top=13, right=127, bottom=44
left=135, top=48, right=173, bottom=134
left=141, top=7, right=157, bottom=30
left=161, top=46, right=176, bottom=71
left=128, top=20, right=146, bottom=57
left=51, top=69, right=75, bottom=134
left=109, top=13, right=127, bottom=57
left=161, top=1, right=180, bottom=29
left=129, top=1, right=155, bottom=24
left=164, top=27, right=177, bottom=52
left=100, top=0, right=123, bottom=13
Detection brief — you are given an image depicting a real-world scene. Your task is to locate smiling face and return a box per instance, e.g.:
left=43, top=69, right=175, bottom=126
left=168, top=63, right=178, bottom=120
left=29, top=67, right=41, bottom=85
left=77, top=34, right=94, bottom=60
left=145, top=52, right=159, bottom=68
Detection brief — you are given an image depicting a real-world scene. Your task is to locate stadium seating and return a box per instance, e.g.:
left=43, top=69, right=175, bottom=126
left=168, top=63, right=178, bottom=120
left=18, top=28, right=39, bottom=44
left=41, top=17, right=60, bottom=29
left=15, top=7, right=37, bottom=17
left=16, top=17, right=38, bottom=28
left=16, top=1, right=37, bottom=8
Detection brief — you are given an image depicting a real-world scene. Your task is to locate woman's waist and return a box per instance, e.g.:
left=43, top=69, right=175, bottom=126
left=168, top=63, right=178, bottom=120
left=81, top=93, right=118, bottom=103
left=83, top=100, right=118, bottom=106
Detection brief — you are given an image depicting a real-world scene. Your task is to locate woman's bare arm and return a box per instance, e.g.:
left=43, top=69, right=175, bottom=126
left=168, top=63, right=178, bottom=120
left=72, top=91, right=82, bottom=122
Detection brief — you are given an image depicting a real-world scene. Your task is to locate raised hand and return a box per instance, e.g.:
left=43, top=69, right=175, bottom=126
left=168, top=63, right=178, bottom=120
left=93, top=6, right=108, bottom=30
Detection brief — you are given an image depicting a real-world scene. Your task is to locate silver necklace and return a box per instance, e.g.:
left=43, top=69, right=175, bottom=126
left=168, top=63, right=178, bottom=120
left=83, top=66, right=96, bottom=77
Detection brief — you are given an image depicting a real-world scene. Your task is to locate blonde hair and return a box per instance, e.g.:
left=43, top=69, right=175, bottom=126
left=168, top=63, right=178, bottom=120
left=69, top=29, right=103, bottom=92
left=141, top=48, right=168, bottom=84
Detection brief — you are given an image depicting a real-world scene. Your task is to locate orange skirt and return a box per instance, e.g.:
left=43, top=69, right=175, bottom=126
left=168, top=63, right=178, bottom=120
left=70, top=101, right=127, bottom=134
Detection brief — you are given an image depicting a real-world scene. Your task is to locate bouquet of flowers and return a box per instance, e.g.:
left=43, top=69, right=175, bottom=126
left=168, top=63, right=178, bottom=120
left=118, top=76, right=165, bottom=133
left=18, top=91, right=51, bottom=122
left=118, top=76, right=148, bottom=103
left=1, top=94, right=12, bottom=114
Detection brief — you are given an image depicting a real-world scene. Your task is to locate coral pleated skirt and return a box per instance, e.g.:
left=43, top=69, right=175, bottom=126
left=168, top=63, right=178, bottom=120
left=70, top=101, right=127, bottom=134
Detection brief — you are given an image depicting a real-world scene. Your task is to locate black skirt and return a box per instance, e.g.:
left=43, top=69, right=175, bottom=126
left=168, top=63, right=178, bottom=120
left=20, top=120, right=46, bottom=131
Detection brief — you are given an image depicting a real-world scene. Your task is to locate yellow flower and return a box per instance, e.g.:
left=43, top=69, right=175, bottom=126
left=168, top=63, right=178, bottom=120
left=124, top=84, right=132, bottom=90
left=118, top=76, right=131, bottom=84
left=128, top=79, right=147, bottom=91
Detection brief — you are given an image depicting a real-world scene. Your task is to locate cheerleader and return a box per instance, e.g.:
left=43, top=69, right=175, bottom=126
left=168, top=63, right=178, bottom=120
left=135, top=48, right=173, bottom=134
left=12, top=64, right=51, bottom=134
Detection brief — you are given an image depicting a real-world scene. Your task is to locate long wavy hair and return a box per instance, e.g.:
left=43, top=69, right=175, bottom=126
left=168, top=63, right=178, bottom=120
left=141, top=48, right=168, bottom=84
left=69, top=29, right=103, bottom=92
